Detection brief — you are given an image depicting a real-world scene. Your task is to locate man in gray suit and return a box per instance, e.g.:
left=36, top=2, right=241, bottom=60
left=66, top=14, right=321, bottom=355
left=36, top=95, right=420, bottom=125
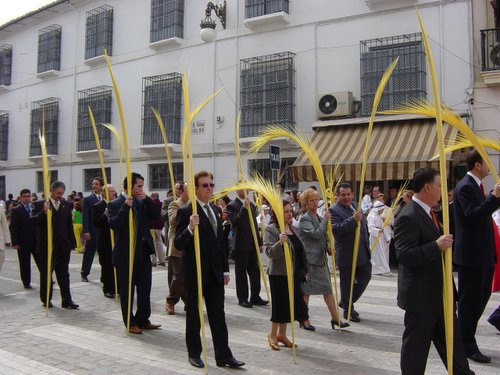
left=329, top=182, right=372, bottom=322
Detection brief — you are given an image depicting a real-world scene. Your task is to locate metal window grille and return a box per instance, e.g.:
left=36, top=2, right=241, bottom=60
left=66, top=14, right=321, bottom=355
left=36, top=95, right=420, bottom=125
left=30, top=98, right=59, bottom=156
left=0, top=112, right=8, bottom=161
left=480, top=28, right=500, bottom=71
left=0, top=176, right=5, bottom=198
left=142, top=73, right=182, bottom=145
left=83, top=168, right=111, bottom=191
left=148, top=162, right=183, bottom=190
left=360, top=33, right=426, bottom=116
left=248, top=157, right=297, bottom=189
left=37, top=24, right=62, bottom=73
left=85, top=5, right=113, bottom=60
left=36, top=170, right=58, bottom=193
left=245, top=0, right=289, bottom=18
left=240, top=51, right=295, bottom=138
left=0, top=44, right=13, bottom=86
left=77, top=86, right=112, bottom=151
left=150, top=0, right=184, bottom=42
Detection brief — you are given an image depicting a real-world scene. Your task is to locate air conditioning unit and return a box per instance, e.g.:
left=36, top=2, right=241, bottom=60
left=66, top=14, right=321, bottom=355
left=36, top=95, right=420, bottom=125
left=317, top=91, right=353, bottom=119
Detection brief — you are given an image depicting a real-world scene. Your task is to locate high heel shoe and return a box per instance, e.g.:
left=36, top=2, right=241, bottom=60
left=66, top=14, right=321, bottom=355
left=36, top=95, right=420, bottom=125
left=331, top=319, right=350, bottom=329
left=299, top=322, right=316, bottom=331
left=276, top=336, right=298, bottom=348
left=267, top=334, right=280, bottom=350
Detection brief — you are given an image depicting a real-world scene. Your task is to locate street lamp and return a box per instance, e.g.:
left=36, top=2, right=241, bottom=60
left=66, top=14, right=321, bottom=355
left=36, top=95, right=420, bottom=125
left=200, top=1, right=226, bottom=43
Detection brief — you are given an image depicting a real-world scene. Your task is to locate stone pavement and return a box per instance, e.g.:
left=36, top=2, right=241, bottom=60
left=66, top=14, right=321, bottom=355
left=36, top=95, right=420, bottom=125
left=0, top=248, right=499, bottom=375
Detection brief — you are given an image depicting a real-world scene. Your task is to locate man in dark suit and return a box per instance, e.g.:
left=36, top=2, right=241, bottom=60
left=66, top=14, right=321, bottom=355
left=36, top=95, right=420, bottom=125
left=453, top=149, right=500, bottom=363
left=174, top=171, right=244, bottom=369
left=81, top=177, right=104, bottom=282
left=9, top=188, right=40, bottom=289
left=107, top=173, right=161, bottom=334
left=329, top=182, right=371, bottom=322
left=226, top=189, right=266, bottom=308
left=93, top=184, right=118, bottom=299
left=394, top=167, right=474, bottom=375
left=32, top=181, right=79, bottom=309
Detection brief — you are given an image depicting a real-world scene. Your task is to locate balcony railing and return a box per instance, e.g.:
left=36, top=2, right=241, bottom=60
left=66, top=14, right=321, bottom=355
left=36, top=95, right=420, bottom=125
left=481, top=28, right=500, bottom=71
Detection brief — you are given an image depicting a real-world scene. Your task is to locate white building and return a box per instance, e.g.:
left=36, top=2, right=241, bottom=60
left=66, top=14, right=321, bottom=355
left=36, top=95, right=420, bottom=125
left=0, top=0, right=477, bottom=196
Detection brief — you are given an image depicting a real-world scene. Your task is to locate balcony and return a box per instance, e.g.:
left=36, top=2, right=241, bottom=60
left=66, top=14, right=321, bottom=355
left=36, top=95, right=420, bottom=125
left=480, top=28, right=500, bottom=85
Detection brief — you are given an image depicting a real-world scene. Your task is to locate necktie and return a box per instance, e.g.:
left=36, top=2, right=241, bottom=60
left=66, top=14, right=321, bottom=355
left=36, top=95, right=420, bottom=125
left=430, top=209, right=439, bottom=229
left=53, top=201, right=60, bottom=211
left=480, top=183, right=485, bottom=196
left=204, top=204, right=218, bottom=236
left=25, top=204, right=31, bottom=215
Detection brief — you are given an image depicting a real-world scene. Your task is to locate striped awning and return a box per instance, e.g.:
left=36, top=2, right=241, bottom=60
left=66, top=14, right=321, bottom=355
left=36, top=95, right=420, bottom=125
left=291, top=118, right=459, bottom=182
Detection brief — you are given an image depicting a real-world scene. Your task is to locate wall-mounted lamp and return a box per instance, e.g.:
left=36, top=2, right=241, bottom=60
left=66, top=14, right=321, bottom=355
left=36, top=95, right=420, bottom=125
left=200, top=1, right=226, bottom=43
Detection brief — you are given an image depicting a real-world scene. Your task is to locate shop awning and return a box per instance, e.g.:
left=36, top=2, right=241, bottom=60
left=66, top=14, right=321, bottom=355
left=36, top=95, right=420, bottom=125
left=291, top=115, right=460, bottom=182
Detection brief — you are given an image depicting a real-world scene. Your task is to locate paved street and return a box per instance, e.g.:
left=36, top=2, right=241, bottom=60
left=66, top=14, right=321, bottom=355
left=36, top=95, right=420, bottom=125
left=0, top=248, right=499, bottom=375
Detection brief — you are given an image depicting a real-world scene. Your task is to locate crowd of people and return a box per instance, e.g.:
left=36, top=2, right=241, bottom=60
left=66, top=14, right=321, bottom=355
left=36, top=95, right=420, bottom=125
left=0, top=149, right=499, bottom=373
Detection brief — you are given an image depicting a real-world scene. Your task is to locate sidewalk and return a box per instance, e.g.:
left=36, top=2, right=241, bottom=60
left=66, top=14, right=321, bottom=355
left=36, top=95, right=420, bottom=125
left=0, top=248, right=498, bottom=375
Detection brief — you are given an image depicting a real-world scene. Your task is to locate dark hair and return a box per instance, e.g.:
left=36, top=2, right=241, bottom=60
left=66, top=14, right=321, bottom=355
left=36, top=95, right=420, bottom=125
left=221, top=195, right=231, bottom=205
left=269, top=200, right=292, bottom=231
left=92, top=177, right=104, bottom=186
left=175, top=181, right=185, bottom=192
left=412, top=167, right=440, bottom=193
left=20, top=188, right=31, bottom=196
left=466, top=149, right=483, bottom=171
left=50, top=181, right=66, bottom=191
left=336, top=182, right=352, bottom=194
left=123, top=172, right=144, bottom=190
left=194, top=171, right=213, bottom=187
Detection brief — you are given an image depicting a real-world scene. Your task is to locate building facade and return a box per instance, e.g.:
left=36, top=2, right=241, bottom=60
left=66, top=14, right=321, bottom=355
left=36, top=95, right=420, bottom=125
left=0, top=0, right=475, bottom=196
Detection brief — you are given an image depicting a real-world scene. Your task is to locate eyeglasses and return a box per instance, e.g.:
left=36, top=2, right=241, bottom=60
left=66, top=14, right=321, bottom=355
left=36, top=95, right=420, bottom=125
left=200, top=183, right=215, bottom=189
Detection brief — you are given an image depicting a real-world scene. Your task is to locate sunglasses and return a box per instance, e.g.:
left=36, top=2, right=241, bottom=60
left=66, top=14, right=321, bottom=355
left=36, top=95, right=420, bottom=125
left=199, top=183, right=215, bottom=189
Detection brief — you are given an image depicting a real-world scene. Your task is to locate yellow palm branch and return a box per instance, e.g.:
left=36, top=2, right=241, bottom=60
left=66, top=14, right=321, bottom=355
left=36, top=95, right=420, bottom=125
left=102, top=124, right=123, bottom=186
left=429, top=135, right=500, bottom=161
left=151, top=107, right=176, bottom=198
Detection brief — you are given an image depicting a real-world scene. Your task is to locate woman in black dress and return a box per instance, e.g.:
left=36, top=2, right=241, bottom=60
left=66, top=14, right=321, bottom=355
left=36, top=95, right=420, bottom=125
left=264, top=200, right=310, bottom=350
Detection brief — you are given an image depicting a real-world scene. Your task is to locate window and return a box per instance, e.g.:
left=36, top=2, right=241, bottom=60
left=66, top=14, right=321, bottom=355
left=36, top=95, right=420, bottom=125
left=30, top=98, right=59, bottom=156
left=245, top=0, right=289, bottom=18
left=36, top=170, right=58, bottom=193
left=240, top=51, right=295, bottom=138
left=83, top=168, right=111, bottom=191
left=0, top=44, right=12, bottom=86
left=85, top=5, right=113, bottom=60
left=248, top=157, right=297, bottom=189
left=0, top=176, right=5, bottom=198
left=142, top=73, right=182, bottom=145
left=148, top=162, right=183, bottom=190
left=77, top=86, right=112, bottom=151
left=360, top=33, right=426, bottom=116
left=37, top=25, right=62, bottom=73
left=0, top=112, right=8, bottom=161
left=150, top=0, right=184, bottom=42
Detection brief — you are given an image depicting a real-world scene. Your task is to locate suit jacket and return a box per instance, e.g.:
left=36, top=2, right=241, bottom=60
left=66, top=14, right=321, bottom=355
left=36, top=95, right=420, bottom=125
left=453, top=174, right=500, bottom=268
left=82, top=193, right=99, bottom=237
left=9, top=203, right=35, bottom=249
left=93, top=200, right=111, bottom=252
left=394, top=200, right=444, bottom=312
left=167, top=198, right=188, bottom=258
left=297, top=211, right=329, bottom=266
left=226, top=198, right=262, bottom=253
left=107, top=194, right=159, bottom=267
left=31, top=199, right=76, bottom=254
left=264, top=223, right=308, bottom=277
left=329, top=201, right=371, bottom=268
left=174, top=201, right=229, bottom=287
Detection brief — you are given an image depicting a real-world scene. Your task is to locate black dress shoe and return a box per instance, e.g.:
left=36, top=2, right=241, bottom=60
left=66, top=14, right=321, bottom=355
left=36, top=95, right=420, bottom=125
left=216, top=357, right=245, bottom=368
left=188, top=357, right=204, bottom=368
left=24, top=285, right=32, bottom=289
left=104, top=292, right=115, bottom=299
left=467, top=352, right=491, bottom=363
left=238, top=301, right=253, bottom=308
left=331, top=319, right=350, bottom=329
left=42, top=302, right=53, bottom=308
left=299, top=322, right=316, bottom=331
left=62, top=301, right=79, bottom=309
left=250, top=297, right=269, bottom=306
left=343, top=309, right=361, bottom=322
left=81, top=275, right=89, bottom=282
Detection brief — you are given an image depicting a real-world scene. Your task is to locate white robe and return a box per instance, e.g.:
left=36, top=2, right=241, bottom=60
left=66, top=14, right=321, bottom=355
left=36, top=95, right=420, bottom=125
left=367, top=209, right=391, bottom=275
